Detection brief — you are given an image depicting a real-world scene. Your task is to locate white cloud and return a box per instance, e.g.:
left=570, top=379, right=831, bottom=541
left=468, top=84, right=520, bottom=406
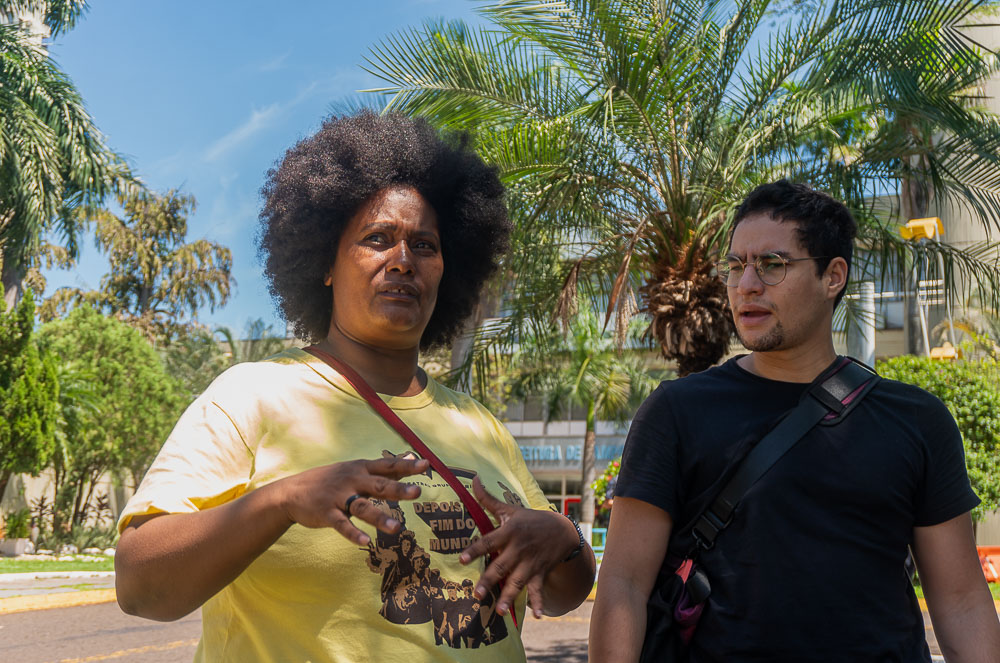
left=202, top=80, right=336, bottom=163
left=203, top=103, right=284, bottom=163
left=259, top=51, right=291, bottom=72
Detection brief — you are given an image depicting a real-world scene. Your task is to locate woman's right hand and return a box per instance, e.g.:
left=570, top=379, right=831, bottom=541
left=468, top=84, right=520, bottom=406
left=274, top=456, right=430, bottom=545
left=117, top=455, right=430, bottom=621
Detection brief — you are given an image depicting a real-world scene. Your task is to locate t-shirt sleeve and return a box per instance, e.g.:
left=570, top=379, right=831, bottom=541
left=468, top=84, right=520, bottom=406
left=614, top=383, right=679, bottom=518
left=913, top=392, right=980, bottom=527
left=117, top=370, right=256, bottom=532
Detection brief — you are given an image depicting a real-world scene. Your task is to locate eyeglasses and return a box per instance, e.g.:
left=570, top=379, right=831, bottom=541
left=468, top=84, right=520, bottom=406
left=715, top=253, right=830, bottom=287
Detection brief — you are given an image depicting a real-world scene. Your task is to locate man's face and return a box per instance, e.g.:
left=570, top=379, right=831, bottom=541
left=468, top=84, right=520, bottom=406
left=727, top=213, right=843, bottom=354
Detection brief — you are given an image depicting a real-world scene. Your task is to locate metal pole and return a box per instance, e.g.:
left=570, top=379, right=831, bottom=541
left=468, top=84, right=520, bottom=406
left=847, top=281, right=876, bottom=366
left=916, top=250, right=931, bottom=357
left=935, top=246, right=956, bottom=347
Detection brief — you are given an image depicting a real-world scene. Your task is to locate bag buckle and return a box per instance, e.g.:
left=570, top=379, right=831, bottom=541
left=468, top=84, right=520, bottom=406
left=692, top=521, right=716, bottom=551
left=692, top=507, right=730, bottom=551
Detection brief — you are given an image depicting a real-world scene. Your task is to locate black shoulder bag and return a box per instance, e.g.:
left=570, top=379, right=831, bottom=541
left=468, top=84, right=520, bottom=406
left=638, top=357, right=881, bottom=662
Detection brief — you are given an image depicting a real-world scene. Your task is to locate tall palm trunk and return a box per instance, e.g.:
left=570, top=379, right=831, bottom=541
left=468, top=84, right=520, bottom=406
left=0, top=470, right=12, bottom=505
left=449, top=287, right=500, bottom=392
left=579, top=400, right=597, bottom=530
left=1, top=256, right=25, bottom=309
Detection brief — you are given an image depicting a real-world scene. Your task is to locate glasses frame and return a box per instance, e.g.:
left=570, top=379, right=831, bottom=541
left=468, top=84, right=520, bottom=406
left=716, top=253, right=831, bottom=287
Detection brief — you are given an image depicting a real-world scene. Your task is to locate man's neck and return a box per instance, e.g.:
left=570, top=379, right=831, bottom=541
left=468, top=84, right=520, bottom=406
left=737, top=341, right=838, bottom=384
left=316, top=330, right=425, bottom=397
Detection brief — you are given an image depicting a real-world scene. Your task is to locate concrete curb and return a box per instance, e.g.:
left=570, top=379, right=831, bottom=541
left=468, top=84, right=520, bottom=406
left=0, top=588, right=117, bottom=614
left=0, top=570, right=115, bottom=583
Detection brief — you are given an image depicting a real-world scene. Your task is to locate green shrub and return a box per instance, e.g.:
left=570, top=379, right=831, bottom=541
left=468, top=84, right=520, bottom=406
left=33, top=523, right=118, bottom=552
left=2, top=508, right=30, bottom=539
left=68, top=524, right=118, bottom=551
left=592, top=459, right=621, bottom=509
left=877, top=356, right=1000, bottom=521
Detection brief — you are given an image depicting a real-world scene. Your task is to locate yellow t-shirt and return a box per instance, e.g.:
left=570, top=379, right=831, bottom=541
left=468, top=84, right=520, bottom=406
left=119, top=348, right=552, bottom=663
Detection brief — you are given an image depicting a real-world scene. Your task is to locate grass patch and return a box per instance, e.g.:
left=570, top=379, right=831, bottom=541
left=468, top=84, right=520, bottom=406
left=0, top=558, right=114, bottom=574
left=60, top=582, right=105, bottom=591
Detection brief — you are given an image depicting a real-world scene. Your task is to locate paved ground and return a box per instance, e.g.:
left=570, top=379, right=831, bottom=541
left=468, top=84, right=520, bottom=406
left=0, top=572, right=115, bottom=599
left=0, top=591, right=589, bottom=663
left=0, top=572, right=989, bottom=662
left=0, top=601, right=201, bottom=663
left=522, top=601, right=591, bottom=662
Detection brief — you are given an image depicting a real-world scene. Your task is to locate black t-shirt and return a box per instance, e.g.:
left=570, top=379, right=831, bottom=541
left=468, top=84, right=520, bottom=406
left=616, top=356, right=979, bottom=662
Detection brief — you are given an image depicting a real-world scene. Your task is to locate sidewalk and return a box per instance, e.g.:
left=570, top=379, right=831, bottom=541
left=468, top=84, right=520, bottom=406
left=0, top=571, right=117, bottom=614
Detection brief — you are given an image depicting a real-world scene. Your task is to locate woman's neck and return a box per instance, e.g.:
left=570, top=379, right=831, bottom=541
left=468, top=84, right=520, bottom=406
left=316, top=329, right=425, bottom=397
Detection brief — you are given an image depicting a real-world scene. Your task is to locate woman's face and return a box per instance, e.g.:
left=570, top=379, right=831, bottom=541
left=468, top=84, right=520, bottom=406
left=325, top=186, right=443, bottom=350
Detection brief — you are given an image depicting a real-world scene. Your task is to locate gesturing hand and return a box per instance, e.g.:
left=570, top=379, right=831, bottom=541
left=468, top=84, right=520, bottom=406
left=276, top=456, right=430, bottom=546
left=458, top=476, right=581, bottom=619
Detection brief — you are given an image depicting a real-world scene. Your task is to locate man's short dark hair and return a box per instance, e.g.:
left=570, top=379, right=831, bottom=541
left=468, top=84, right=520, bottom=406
left=258, top=110, right=511, bottom=349
left=732, top=179, right=857, bottom=308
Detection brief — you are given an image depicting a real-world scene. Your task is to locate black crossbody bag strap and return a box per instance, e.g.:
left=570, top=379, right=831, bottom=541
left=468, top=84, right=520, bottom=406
left=689, top=357, right=881, bottom=552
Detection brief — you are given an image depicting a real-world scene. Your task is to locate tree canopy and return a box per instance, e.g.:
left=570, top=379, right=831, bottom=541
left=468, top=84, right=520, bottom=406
left=510, top=303, right=656, bottom=525
left=39, top=190, right=234, bottom=344
left=0, top=286, right=57, bottom=503
left=37, top=304, right=187, bottom=500
left=366, top=0, right=1000, bottom=378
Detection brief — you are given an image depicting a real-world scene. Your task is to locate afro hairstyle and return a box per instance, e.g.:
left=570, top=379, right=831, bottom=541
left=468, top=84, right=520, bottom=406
left=258, top=111, right=511, bottom=349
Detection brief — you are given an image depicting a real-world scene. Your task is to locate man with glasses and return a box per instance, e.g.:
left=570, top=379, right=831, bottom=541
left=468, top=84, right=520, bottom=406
left=591, top=180, right=999, bottom=662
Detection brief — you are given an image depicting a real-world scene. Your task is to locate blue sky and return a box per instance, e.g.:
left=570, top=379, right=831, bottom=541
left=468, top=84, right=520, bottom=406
left=46, top=0, right=483, bottom=336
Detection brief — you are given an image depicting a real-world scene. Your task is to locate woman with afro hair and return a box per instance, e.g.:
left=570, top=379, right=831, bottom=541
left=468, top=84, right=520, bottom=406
left=114, top=111, right=595, bottom=662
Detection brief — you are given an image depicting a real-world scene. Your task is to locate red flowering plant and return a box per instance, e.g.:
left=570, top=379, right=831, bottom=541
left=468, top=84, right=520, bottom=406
left=592, top=459, right=621, bottom=511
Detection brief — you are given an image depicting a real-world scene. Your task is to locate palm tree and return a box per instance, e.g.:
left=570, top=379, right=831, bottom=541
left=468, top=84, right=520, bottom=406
left=39, top=190, right=234, bottom=344
left=214, top=318, right=288, bottom=365
left=510, top=302, right=656, bottom=529
left=160, top=326, right=229, bottom=398
left=364, top=0, right=1000, bottom=377
left=0, top=0, right=136, bottom=308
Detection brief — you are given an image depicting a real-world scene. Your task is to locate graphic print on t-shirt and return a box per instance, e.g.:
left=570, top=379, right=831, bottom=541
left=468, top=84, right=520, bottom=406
left=360, top=450, right=520, bottom=648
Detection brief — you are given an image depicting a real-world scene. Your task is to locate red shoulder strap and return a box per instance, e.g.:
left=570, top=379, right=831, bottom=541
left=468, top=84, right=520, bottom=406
left=303, top=345, right=497, bottom=537
left=303, top=346, right=519, bottom=626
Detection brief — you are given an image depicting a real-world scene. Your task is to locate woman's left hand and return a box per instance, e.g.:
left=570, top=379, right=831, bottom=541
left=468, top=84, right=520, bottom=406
left=458, top=476, right=583, bottom=619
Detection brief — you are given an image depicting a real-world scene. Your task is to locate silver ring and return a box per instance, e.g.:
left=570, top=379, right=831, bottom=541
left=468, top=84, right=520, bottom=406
left=344, top=494, right=363, bottom=514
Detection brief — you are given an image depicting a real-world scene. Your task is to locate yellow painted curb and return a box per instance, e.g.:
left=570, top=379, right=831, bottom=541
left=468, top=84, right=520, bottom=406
left=0, top=588, right=116, bottom=615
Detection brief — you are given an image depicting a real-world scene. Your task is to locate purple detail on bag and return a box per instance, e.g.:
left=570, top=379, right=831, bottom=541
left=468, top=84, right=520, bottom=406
left=674, top=588, right=705, bottom=645
left=822, top=380, right=870, bottom=420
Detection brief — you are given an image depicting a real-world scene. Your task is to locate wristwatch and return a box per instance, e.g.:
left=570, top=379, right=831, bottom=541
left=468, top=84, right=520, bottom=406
left=562, top=514, right=585, bottom=562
